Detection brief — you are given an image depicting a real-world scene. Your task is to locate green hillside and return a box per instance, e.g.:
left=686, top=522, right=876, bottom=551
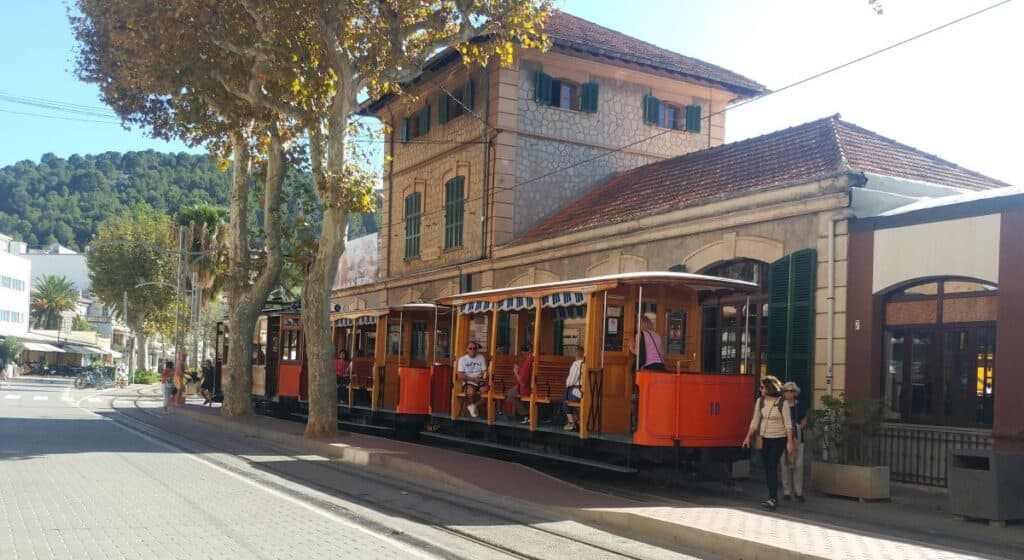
left=0, top=151, right=230, bottom=250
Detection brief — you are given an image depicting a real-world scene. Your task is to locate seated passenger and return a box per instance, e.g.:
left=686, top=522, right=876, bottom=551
left=506, top=342, right=534, bottom=424
left=457, top=342, right=488, bottom=418
left=335, top=349, right=351, bottom=403
left=563, top=347, right=584, bottom=430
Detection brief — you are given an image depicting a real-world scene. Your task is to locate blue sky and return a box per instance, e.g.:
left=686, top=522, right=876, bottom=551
left=1, top=0, right=1020, bottom=187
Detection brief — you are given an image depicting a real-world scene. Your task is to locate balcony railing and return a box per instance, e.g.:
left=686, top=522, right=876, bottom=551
left=873, top=423, right=992, bottom=487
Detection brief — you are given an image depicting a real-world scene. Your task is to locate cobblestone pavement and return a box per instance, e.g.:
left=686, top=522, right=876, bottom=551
left=0, top=377, right=704, bottom=560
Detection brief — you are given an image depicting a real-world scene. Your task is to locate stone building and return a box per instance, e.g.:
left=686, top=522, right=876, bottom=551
left=337, top=11, right=1012, bottom=484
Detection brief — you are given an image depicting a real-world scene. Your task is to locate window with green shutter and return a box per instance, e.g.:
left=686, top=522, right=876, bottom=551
left=439, top=79, right=474, bottom=125
left=685, top=104, right=702, bottom=132
left=403, top=104, right=430, bottom=142
left=418, top=104, right=430, bottom=136
left=534, top=71, right=552, bottom=105
left=400, top=118, right=409, bottom=143
left=766, top=249, right=817, bottom=393
left=444, top=176, right=465, bottom=250
left=404, top=192, right=421, bottom=260
left=643, top=94, right=659, bottom=125
left=581, top=82, right=599, bottom=113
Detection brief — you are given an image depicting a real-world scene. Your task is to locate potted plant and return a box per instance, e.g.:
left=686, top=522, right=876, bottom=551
left=807, top=393, right=890, bottom=501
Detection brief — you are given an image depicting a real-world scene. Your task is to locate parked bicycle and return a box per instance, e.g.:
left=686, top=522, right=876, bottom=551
left=73, top=367, right=114, bottom=390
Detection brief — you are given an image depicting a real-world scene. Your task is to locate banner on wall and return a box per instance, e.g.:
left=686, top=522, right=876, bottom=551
left=332, top=233, right=379, bottom=290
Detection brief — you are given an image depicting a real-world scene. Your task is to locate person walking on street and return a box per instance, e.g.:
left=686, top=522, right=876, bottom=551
left=335, top=349, right=351, bottom=404
left=161, top=360, right=176, bottom=414
left=200, top=359, right=216, bottom=406
left=742, top=375, right=794, bottom=511
left=780, top=381, right=807, bottom=502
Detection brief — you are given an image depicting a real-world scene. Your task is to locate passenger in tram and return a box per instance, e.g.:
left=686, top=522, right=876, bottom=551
left=457, top=342, right=488, bottom=418
left=779, top=381, right=807, bottom=502
left=563, top=347, right=585, bottom=431
left=628, top=316, right=667, bottom=371
left=742, top=375, right=794, bottom=511
left=334, top=349, right=351, bottom=403
left=507, top=342, right=534, bottom=424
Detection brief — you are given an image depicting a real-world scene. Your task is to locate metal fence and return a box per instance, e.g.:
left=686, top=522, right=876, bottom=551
left=873, top=423, right=992, bottom=487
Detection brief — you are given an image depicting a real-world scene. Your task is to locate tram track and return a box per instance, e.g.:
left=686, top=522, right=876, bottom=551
left=84, top=389, right=694, bottom=560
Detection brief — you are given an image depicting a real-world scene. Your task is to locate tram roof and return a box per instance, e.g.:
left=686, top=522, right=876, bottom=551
left=330, top=303, right=447, bottom=321
left=438, top=271, right=757, bottom=306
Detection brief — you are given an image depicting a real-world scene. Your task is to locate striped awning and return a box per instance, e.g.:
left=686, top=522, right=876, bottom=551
left=496, top=296, right=534, bottom=311
left=459, top=301, right=492, bottom=314
left=541, top=292, right=586, bottom=308
left=356, top=316, right=377, bottom=325
left=335, top=318, right=353, bottom=327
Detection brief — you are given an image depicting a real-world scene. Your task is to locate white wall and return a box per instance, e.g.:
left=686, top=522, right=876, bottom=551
left=0, top=251, right=31, bottom=336
left=873, top=214, right=1000, bottom=293
left=27, top=254, right=90, bottom=292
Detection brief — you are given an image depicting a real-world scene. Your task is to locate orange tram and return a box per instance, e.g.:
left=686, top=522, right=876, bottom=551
left=216, top=272, right=760, bottom=473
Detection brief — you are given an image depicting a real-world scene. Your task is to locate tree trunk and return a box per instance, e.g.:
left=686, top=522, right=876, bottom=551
left=301, top=205, right=347, bottom=438
left=135, top=331, right=147, bottom=373
left=222, top=127, right=286, bottom=417
left=302, top=108, right=351, bottom=438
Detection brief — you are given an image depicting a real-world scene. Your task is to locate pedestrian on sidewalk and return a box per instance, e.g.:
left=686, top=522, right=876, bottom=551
left=161, top=360, right=176, bottom=414
left=506, top=342, right=533, bottom=424
left=780, top=381, right=807, bottom=502
left=742, top=375, right=793, bottom=511
left=457, top=341, right=488, bottom=418
left=200, top=359, right=216, bottom=406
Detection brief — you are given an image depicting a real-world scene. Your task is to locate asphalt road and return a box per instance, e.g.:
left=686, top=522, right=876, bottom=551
left=0, top=377, right=707, bottom=560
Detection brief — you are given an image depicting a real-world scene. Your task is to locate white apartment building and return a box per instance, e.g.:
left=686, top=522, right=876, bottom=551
left=0, top=234, right=31, bottom=337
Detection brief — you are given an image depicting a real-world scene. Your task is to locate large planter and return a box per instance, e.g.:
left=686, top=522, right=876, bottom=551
left=810, top=461, right=890, bottom=500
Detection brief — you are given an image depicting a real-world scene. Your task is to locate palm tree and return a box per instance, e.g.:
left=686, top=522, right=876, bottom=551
left=30, top=275, right=78, bottom=330
left=177, top=205, right=229, bottom=303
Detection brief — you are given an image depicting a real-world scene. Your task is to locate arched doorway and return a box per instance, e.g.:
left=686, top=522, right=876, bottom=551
left=699, top=259, right=769, bottom=376
left=881, top=278, right=996, bottom=427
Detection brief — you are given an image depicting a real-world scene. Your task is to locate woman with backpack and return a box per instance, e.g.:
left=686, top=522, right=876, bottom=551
left=742, top=375, right=794, bottom=511
left=160, top=360, right=176, bottom=414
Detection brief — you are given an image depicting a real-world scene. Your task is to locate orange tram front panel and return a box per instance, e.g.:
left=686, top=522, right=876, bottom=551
left=632, top=370, right=753, bottom=448
left=277, top=363, right=304, bottom=398
left=396, top=366, right=432, bottom=414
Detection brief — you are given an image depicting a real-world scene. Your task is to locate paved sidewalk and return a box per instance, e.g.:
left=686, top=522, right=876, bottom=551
left=166, top=395, right=1007, bottom=560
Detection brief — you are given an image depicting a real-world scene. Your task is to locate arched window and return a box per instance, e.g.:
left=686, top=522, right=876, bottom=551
left=882, top=278, right=996, bottom=428
left=700, top=259, right=769, bottom=375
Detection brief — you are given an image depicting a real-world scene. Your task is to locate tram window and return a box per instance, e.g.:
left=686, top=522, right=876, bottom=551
left=281, top=330, right=300, bottom=362
left=388, top=323, right=402, bottom=356
left=603, top=305, right=624, bottom=351
left=362, top=332, right=376, bottom=357
left=469, top=315, right=489, bottom=352
left=435, top=327, right=450, bottom=358
left=561, top=318, right=585, bottom=356
left=411, top=321, right=427, bottom=360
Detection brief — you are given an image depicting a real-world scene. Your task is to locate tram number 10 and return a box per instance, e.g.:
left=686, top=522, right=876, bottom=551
left=709, top=401, right=721, bottom=417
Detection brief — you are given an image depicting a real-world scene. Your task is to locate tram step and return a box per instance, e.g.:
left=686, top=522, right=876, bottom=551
left=339, top=419, right=393, bottom=434
left=419, top=432, right=637, bottom=474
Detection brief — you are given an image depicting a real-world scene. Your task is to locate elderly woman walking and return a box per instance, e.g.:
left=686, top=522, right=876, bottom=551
left=742, top=375, right=794, bottom=511
left=779, top=381, right=807, bottom=502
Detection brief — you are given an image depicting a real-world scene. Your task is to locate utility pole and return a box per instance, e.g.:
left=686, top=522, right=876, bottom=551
left=174, top=225, right=185, bottom=375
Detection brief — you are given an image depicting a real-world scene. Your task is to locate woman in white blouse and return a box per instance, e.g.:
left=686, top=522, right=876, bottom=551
left=742, top=375, right=794, bottom=511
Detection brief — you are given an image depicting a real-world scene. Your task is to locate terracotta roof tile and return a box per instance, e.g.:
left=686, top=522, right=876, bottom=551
left=545, top=11, right=765, bottom=96
left=516, top=116, right=1008, bottom=243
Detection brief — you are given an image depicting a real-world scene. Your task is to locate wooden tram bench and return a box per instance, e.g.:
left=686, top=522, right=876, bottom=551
left=532, top=360, right=570, bottom=404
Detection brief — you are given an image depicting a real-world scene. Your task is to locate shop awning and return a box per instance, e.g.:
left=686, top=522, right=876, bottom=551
left=108, top=349, right=123, bottom=358
left=21, top=342, right=65, bottom=353
left=63, top=344, right=105, bottom=355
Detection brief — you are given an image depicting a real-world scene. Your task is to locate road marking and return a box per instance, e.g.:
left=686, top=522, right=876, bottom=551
left=33, top=396, right=48, bottom=401
left=4, top=394, right=20, bottom=400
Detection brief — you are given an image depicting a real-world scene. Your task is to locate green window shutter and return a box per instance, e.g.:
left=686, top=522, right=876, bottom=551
left=400, top=118, right=409, bottom=143
left=463, top=79, right=474, bottom=111
left=685, top=104, right=702, bottom=132
left=553, top=319, right=564, bottom=355
left=404, top=192, right=421, bottom=259
left=788, top=249, right=817, bottom=394
left=444, top=176, right=465, bottom=249
left=581, top=82, right=599, bottom=113
left=766, top=250, right=817, bottom=393
left=643, top=94, right=660, bottom=124
left=418, top=105, right=430, bottom=135
left=766, top=255, right=791, bottom=379
left=534, top=71, right=552, bottom=106
left=438, top=92, right=449, bottom=124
